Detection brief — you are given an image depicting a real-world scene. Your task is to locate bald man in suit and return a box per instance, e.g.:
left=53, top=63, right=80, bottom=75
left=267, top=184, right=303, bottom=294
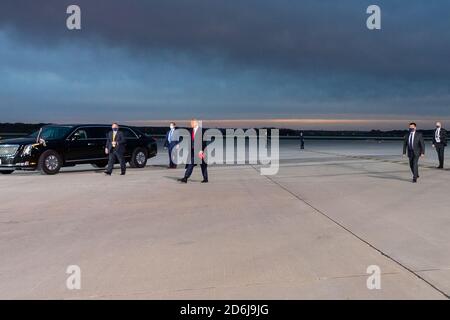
left=432, top=121, right=447, bottom=169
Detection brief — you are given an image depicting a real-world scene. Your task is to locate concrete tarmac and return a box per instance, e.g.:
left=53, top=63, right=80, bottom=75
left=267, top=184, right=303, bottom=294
left=0, top=140, right=449, bottom=299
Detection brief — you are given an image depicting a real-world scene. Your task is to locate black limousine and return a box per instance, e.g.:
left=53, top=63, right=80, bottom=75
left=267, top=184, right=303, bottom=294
left=0, top=124, right=157, bottom=175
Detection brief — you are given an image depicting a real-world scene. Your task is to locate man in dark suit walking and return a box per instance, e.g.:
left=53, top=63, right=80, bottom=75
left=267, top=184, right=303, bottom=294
left=179, top=119, right=208, bottom=183
left=403, top=122, right=425, bottom=183
left=432, top=121, right=447, bottom=169
left=105, top=122, right=126, bottom=176
left=164, top=122, right=179, bottom=169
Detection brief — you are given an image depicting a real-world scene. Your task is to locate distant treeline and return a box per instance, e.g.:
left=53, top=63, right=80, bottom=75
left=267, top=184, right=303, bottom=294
left=137, top=127, right=427, bottom=139
left=0, top=123, right=437, bottom=139
left=0, top=123, right=48, bottom=134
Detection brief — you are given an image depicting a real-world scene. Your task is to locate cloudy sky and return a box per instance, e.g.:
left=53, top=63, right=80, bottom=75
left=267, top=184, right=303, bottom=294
left=1, top=0, right=450, bottom=129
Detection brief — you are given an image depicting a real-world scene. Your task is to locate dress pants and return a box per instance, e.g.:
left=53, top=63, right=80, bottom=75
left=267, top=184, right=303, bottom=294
left=184, top=151, right=208, bottom=181
left=408, top=150, right=419, bottom=179
left=184, top=163, right=208, bottom=180
left=435, top=143, right=445, bottom=168
left=168, top=142, right=177, bottom=168
left=106, top=150, right=126, bottom=174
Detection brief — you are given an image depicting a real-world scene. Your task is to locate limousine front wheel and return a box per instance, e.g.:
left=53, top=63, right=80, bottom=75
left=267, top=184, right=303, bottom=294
left=38, top=150, right=62, bottom=175
left=130, top=148, right=148, bottom=168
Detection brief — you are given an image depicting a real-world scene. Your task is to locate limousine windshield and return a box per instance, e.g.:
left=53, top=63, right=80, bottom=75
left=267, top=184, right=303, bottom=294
left=30, top=126, right=73, bottom=140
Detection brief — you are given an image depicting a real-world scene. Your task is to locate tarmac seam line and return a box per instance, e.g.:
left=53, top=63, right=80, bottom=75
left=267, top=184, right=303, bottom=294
left=251, top=165, right=450, bottom=299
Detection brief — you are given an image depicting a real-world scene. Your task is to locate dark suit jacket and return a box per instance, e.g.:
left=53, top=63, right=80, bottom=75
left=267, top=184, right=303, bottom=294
left=186, top=127, right=208, bottom=166
left=403, top=131, right=425, bottom=157
left=164, top=129, right=179, bottom=148
left=432, top=128, right=447, bottom=146
left=106, top=130, right=126, bottom=154
left=191, top=127, right=209, bottom=150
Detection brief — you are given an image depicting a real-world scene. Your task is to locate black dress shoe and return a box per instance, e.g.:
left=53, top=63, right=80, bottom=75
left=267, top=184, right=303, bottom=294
left=201, top=179, right=208, bottom=183
left=178, top=178, right=188, bottom=183
left=120, top=173, right=126, bottom=175
left=104, top=172, right=111, bottom=176
left=413, top=178, right=417, bottom=183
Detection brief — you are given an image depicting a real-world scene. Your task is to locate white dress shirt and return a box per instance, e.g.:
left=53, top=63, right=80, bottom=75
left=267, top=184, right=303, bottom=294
left=409, top=131, right=415, bottom=149
left=168, top=128, right=174, bottom=143
left=435, top=127, right=441, bottom=143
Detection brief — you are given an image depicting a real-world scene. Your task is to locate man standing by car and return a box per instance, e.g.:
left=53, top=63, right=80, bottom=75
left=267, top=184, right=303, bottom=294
left=432, top=121, right=447, bottom=169
left=164, top=122, right=179, bottom=169
left=105, top=122, right=126, bottom=176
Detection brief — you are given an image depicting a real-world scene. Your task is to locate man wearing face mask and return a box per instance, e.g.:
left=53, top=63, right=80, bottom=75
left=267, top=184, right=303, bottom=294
left=403, top=122, right=425, bottom=183
left=105, top=122, right=126, bottom=176
left=432, top=122, right=447, bottom=169
left=164, top=122, right=179, bottom=169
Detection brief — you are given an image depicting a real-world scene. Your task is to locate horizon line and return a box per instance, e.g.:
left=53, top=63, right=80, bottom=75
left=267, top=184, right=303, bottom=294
left=122, top=118, right=449, bottom=129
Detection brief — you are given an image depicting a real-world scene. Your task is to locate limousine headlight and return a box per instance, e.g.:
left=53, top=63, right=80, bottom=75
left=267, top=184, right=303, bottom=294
left=22, top=144, right=34, bottom=156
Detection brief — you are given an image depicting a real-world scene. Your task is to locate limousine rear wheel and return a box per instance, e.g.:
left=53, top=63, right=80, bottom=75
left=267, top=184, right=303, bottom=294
left=38, top=150, right=62, bottom=175
left=0, top=170, right=14, bottom=174
left=130, top=148, right=148, bottom=168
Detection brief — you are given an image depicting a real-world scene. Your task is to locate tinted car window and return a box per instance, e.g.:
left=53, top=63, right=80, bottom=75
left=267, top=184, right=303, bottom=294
left=84, top=127, right=110, bottom=139
left=72, top=129, right=89, bottom=140
left=39, top=126, right=73, bottom=140
left=70, top=127, right=110, bottom=139
left=121, top=128, right=138, bottom=139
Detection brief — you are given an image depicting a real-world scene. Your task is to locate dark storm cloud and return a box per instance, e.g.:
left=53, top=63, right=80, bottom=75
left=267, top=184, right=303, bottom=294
left=1, top=0, right=450, bottom=125
left=2, top=0, right=450, bottom=79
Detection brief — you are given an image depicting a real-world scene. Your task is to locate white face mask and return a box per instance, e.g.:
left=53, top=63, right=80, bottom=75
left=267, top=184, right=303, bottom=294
left=170, top=125, right=174, bottom=130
